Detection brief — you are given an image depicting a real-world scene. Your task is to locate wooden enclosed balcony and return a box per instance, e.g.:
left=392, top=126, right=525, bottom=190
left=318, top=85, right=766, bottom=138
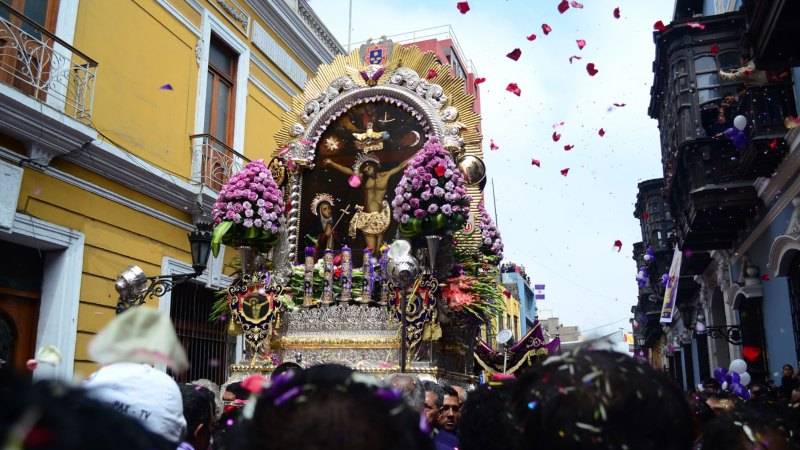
left=745, top=0, right=800, bottom=70
left=0, top=2, right=97, bottom=121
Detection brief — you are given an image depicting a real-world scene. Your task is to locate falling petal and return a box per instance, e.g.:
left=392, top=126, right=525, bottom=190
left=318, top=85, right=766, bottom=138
left=586, top=63, right=599, bottom=76
left=569, top=55, right=582, bottom=64
left=474, top=77, right=486, bottom=85
left=576, top=39, right=586, bottom=50
left=552, top=131, right=561, bottom=142
left=159, top=83, right=173, bottom=91
left=654, top=20, right=666, bottom=32
left=598, top=128, right=606, bottom=137
left=426, top=68, right=438, bottom=79
left=686, top=22, right=706, bottom=30
left=613, top=6, right=621, bottom=18
left=531, top=159, right=541, bottom=167
left=564, top=144, right=574, bottom=151
left=542, top=23, right=552, bottom=35
left=557, top=0, right=569, bottom=13
left=506, top=82, right=521, bottom=96
left=570, top=1, right=584, bottom=8
left=710, top=43, right=720, bottom=55
left=456, top=1, right=470, bottom=14
left=613, top=239, right=623, bottom=251
left=769, top=138, right=779, bottom=150
left=613, top=102, right=626, bottom=107
left=761, top=273, right=770, bottom=281
left=553, top=121, right=565, bottom=129
left=526, top=33, right=537, bottom=41
left=490, top=139, right=499, bottom=151
left=560, top=168, right=569, bottom=176
left=506, top=48, right=522, bottom=61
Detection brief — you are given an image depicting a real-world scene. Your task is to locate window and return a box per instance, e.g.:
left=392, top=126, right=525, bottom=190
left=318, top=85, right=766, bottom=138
left=204, top=35, right=237, bottom=145
left=694, top=56, right=720, bottom=105
left=0, top=0, right=60, bottom=97
left=788, top=254, right=800, bottom=362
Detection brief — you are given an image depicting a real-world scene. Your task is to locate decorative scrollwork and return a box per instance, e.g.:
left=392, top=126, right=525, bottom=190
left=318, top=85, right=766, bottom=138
left=704, top=326, right=742, bottom=345
left=115, top=274, right=193, bottom=314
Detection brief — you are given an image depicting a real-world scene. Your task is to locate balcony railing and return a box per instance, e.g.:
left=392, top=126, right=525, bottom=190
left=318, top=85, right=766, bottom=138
left=0, top=2, right=97, bottom=121
left=190, top=134, right=249, bottom=192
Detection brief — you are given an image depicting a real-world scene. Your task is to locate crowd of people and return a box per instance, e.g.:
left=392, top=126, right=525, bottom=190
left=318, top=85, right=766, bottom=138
left=3, top=348, right=800, bottom=450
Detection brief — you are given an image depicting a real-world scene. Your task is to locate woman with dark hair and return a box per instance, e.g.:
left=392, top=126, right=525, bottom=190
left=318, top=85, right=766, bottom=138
left=236, top=364, right=434, bottom=450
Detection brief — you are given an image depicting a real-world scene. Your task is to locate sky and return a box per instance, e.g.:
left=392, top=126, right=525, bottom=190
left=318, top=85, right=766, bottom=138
left=309, top=0, right=676, bottom=338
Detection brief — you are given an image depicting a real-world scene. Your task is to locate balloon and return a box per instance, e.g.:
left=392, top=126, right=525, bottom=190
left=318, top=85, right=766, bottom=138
left=695, top=321, right=706, bottom=333
left=733, top=115, right=747, bottom=130
left=713, top=367, right=727, bottom=383
left=729, top=359, right=747, bottom=374
left=348, top=174, right=362, bottom=188
left=723, top=127, right=748, bottom=150
left=739, top=371, right=751, bottom=386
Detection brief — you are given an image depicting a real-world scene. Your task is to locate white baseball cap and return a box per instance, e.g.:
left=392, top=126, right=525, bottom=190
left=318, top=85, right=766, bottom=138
left=85, top=362, right=187, bottom=443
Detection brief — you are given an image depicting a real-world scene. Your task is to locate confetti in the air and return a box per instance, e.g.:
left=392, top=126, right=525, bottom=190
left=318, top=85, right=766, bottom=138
left=653, top=20, right=666, bottom=32
left=569, top=55, right=582, bottom=64
left=506, top=82, right=521, bottom=96
left=552, top=131, right=561, bottom=142
left=598, top=128, right=606, bottom=137
left=542, top=23, right=552, bottom=35
left=576, top=39, right=586, bottom=50
left=553, top=121, right=565, bottom=129
left=490, top=139, right=499, bottom=151
left=564, top=144, right=574, bottom=151
left=426, top=68, right=438, bottom=80
left=686, top=22, right=706, bottom=30
left=159, top=83, right=173, bottom=90
left=710, top=43, right=720, bottom=55
left=613, top=103, right=626, bottom=107
left=527, top=33, right=537, bottom=41
left=613, top=7, right=621, bottom=19
left=474, top=77, right=486, bottom=85
left=761, top=273, right=770, bottom=281
left=570, top=1, right=584, bottom=8
left=506, top=48, right=522, bottom=61
left=456, top=1, right=470, bottom=14
left=560, top=168, right=570, bottom=176
left=557, top=0, right=569, bottom=14
left=531, top=159, right=541, bottom=167
left=586, top=63, right=599, bottom=76
left=769, top=138, right=780, bottom=150
left=613, top=240, right=623, bottom=252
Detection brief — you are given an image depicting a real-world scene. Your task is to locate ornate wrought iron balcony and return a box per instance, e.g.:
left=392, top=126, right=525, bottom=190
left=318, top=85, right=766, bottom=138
left=190, top=134, right=249, bottom=192
left=0, top=2, right=97, bottom=121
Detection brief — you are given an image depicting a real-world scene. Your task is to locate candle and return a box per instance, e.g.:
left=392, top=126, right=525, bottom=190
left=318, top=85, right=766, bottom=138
left=340, top=246, right=352, bottom=303
left=379, top=247, right=390, bottom=306
left=361, top=248, right=373, bottom=303
left=322, top=249, right=334, bottom=305
left=303, top=246, right=315, bottom=307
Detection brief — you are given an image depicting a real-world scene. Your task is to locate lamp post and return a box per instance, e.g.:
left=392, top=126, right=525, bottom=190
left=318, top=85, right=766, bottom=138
left=115, top=222, right=213, bottom=313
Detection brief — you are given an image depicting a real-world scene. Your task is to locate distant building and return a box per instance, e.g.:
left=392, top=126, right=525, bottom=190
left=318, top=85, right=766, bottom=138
left=501, top=263, right=537, bottom=334
left=540, top=317, right=582, bottom=344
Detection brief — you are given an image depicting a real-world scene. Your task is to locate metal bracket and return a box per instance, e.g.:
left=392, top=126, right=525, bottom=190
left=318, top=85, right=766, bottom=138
left=703, top=325, right=742, bottom=345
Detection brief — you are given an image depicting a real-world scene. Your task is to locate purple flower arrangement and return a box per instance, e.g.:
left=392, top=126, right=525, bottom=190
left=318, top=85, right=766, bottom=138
left=391, top=138, right=471, bottom=236
left=210, top=159, right=285, bottom=256
left=478, top=201, right=504, bottom=262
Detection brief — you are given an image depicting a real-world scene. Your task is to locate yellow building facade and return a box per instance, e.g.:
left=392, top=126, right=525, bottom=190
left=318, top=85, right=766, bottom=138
left=0, top=0, right=341, bottom=380
left=480, top=284, right=522, bottom=348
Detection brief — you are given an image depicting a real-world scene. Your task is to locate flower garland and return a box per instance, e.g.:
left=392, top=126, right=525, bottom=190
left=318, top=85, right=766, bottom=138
left=391, top=138, right=471, bottom=236
left=478, top=201, right=504, bottom=262
left=210, top=159, right=284, bottom=256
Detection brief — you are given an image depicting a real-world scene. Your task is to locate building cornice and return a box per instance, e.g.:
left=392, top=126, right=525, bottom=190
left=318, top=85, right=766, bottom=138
left=245, top=0, right=341, bottom=73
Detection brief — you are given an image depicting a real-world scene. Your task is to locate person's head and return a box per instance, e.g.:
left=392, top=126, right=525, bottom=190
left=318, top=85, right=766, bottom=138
left=458, top=382, right=516, bottom=450
left=438, top=385, right=461, bottom=433
left=512, top=349, right=692, bottom=450
left=703, top=404, right=800, bottom=450
left=783, top=364, right=794, bottom=378
left=0, top=379, right=174, bottom=450
left=318, top=202, right=333, bottom=219
left=222, top=381, right=249, bottom=402
left=388, top=374, right=425, bottom=412
left=451, top=385, right=468, bottom=405
left=361, top=161, right=378, bottom=178
left=84, top=362, right=186, bottom=445
left=272, top=362, right=302, bottom=379
left=422, top=381, right=444, bottom=428
left=703, top=378, right=722, bottom=395
left=179, top=384, right=216, bottom=450
left=239, top=364, right=434, bottom=450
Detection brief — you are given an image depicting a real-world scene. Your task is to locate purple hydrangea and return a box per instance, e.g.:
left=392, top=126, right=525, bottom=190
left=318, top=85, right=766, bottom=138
left=210, top=159, right=285, bottom=235
left=478, top=201, right=504, bottom=261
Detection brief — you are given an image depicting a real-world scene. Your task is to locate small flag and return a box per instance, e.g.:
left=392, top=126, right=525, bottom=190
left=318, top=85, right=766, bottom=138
left=534, top=284, right=545, bottom=300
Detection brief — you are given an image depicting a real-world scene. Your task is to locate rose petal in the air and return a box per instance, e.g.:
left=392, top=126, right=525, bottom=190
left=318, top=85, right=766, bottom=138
left=613, top=7, right=621, bottom=19
left=456, top=1, right=470, bottom=14
left=570, top=1, right=584, bottom=8
left=613, top=240, right=623, bottom=251
left=654, top=20, right=666, bottom=32
left=586, top=63, right=599, bottom=76
left=526, top=33, right=537, bottom=41
left=557, top=0, right=569, bottom=14
left=159, top=83, right=173, bottom=91
left=506, top=48, right=522, bottom=61
left=560, top=168, right=569, bottom=176
left=506, top=83, right=521, bottom=96
left=613, top=102, right=626, bottom=107
left=576, top=39, right=586, bottom=50
left=490, top=139, right=499, bottom=151
left=598, top=128, right=606, bottom=137
left=569, top=55, right=582, bottom=64
left=686, top=22, right=706, bottom=30
left=564, top=145, right=574, bottom=151
left=426, top=69, right=438, bottom=80
left=531, top=159, right=541, bottom=167
left=542, top=23, right=552, bottom=35
left=474, top=77, right=486, bottom=85
left=710, top=43, right=720, bottom=55
left=552, top=131, right=561, bottom=142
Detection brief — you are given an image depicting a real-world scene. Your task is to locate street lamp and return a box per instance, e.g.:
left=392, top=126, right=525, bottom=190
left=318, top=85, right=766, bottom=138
left=387, top=240, right=419, bottom=373
left=115, top=222, right=213, bottom=313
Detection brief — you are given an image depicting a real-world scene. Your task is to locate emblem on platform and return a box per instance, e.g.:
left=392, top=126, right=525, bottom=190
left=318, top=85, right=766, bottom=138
left=359, top=38, right=394, bottom=66
left=228, top=271, right=284, bottom=349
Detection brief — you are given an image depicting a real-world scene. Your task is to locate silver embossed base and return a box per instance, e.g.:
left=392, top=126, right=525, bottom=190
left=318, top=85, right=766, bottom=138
left=273, top=304, right=402, bottom=369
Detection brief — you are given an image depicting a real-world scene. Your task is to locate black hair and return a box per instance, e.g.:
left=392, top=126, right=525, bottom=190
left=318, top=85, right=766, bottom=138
left=225, top=381, right=250, bottom=400
left=702, top=403, right=800, bottom=450
left=272, top=362, right=302, bottom=378
left=458, top=382, right=517, bottom=450
left=179, top=384, right=215, bottom=437
left=0, top=378, right=174, bottom=450
left=441, top=385, right=458, bottom=400
left=422, top=381, right=444, bottom=408
left=236, top=364, right=434, bottom=450
left=511, top=349, right=692, bottom=450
